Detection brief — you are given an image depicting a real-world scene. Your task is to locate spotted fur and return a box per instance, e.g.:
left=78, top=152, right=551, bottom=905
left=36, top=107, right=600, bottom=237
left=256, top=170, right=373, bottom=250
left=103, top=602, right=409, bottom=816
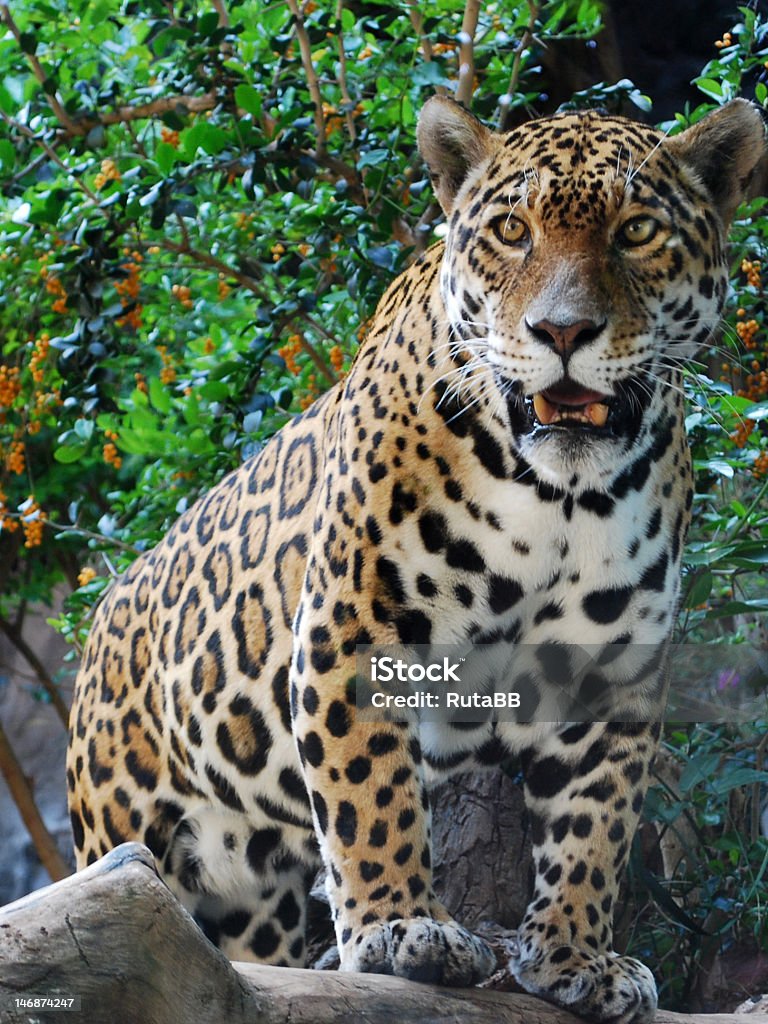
left=67, top=98, right=765, bottom=1023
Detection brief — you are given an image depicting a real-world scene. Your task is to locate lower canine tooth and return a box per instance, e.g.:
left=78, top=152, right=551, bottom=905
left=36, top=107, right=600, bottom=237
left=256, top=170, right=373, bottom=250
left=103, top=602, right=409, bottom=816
left=586, top=402, right=609, bottom=427
left=533, top=393, right=557, bottom=425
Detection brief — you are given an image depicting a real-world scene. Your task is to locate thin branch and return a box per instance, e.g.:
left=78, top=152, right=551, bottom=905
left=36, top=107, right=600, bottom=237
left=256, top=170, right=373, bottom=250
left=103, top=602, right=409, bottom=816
left=8, top=149, right=47, bottom=184
left=498, top=2, right=540, bottom=131
left=0, top=3, right=77, bottom=132
left=286, top=0, right=326, bottom=156
left=74, top=91, right=219, bottom=136
left=175, top=211, right=192, bottom=252
left=158, top=237, right=264, bottom=294
left=0, top=721, right=71, bottom=881
left=0, top=112, right=101, bottom=206
left=296, top=333, right=337, bottom=385
left=407, top=1, right=435, bottom=63
left=43, top=520, right=141, bottom=554
left=335, top=0, right=357, bottom=143
left=294, top=314, right=341, bottom=383
left=0, top=617, right=69, bottom=726
left=212, top=0, right=234, bottom=61
left=211, top=0, right=230, bottom=27
left=455, top=0, right=481, bottom=108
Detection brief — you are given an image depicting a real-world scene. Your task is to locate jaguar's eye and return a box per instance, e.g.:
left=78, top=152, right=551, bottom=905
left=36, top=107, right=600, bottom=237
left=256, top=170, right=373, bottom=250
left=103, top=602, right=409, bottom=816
left=492, top=215, right=529, bottom=246
left=617, top=216, right=659, bottom=247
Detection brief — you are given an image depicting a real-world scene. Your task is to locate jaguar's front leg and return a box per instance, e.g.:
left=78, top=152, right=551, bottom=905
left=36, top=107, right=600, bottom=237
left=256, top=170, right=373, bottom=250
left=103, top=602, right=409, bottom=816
left=512, top=721, right=661, bottom=1024
left=290, top=631, right=494, bottom=985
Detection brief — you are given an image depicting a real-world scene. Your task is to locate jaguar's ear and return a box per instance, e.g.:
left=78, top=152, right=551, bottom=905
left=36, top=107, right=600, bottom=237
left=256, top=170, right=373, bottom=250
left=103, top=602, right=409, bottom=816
left=417, top=96, right=494, bottom=214
left=666, top=99, right=766, bottom=228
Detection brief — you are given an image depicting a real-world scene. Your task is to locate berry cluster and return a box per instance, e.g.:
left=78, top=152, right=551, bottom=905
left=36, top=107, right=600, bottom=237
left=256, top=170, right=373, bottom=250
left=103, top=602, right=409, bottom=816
left=278, top=334, right=302, bottom=374
left=103, top=429, right=122, bottom=470
left=0, top=365, right=21, bottom=410
left=0, top=488, right=18, bottom=534
left=735, top=312, right=760, bottom=351
left=29, top=333, right=50, bottom=384
left=115, top=251, right=143, bottom=331
left=171, top=283, right=193, bottom=309
left=329, top=345, right=344, bottom=373
left=731, top=418, right=755, bottom=449
left=156, top=345, right=177, bottom=385
left=77, top=566, right=97, bottom=587
left=299, top=373, right=318, bottom=410
left=94, top=158, right=121, bottom=190
left=5, top=439, right=24, bottom=475
left=160, top=127, right=180, bottom=148
left=741, top=258, right=761, bottom=289
left=20, top=497, right=46, bottom=549
left=43, top=270, right=68, bottom=314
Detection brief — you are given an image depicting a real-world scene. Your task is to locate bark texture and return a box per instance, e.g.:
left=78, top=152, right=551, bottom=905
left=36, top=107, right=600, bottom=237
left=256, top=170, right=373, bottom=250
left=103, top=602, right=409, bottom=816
left=1, top=843, right=765, bottom=1024
left=432, top=769, right=532, bottom=930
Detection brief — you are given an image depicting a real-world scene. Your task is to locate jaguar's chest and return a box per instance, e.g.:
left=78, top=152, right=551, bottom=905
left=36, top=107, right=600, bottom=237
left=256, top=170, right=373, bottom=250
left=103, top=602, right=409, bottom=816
left=374, top=458, right=682, bottom=652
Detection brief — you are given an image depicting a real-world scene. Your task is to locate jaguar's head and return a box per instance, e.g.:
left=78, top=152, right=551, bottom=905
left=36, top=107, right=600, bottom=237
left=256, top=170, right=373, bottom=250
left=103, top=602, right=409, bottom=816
left=418, top=96, right=765, bottom=481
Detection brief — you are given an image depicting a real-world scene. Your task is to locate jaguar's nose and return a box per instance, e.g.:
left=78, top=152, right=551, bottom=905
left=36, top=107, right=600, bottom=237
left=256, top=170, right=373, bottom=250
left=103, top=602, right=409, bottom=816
left=526, top=318, right=606, bottom=357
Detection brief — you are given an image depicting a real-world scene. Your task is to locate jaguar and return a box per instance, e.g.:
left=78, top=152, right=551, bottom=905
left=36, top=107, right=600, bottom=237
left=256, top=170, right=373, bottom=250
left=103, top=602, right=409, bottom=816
left=67, top=96, right=765, bottom=1023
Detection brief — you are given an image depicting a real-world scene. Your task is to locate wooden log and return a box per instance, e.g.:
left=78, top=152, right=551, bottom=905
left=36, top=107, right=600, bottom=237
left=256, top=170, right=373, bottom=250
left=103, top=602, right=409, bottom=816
left=0, top=843, right=764, bottom=1024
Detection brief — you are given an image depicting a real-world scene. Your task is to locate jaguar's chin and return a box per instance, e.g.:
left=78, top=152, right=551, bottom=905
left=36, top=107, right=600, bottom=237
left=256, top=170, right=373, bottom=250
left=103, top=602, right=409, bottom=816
left=503, top=374, right=649, bottom=448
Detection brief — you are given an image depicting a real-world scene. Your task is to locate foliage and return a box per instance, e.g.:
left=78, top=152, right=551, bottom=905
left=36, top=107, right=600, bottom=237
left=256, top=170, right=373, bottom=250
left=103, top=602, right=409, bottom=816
left=0, top=0, right=767, bottom=1011
left=0, top=0, right=608, bottom=642
left=627, top=719, right=768, bottom=1010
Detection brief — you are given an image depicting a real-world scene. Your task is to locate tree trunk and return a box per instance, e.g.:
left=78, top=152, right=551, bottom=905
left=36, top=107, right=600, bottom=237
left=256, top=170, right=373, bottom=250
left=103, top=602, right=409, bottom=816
left=0, top=722, right=70, bottom=883
left=431, top=768, right=532, bottom=930
left=0, top=843, right=761, bottom=1024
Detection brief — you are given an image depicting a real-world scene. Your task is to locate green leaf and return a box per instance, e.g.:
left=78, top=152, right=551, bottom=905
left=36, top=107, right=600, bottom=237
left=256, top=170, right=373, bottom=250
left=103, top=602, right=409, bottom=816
left=756, top=82, right=768, bottom=106
left=696, top=77, right=724, bottom=100
left=183, top=122, right=229, bottom=158
left=149, top=375, right=172, bottom=413
left=0, top=139, right=15, bottom=173
left=234, top=83, right=262, bottom=118
left=685, top=544, right=737, bottom=566
left=684, top=569, right=713, bottom=608
left=678, top=752, right=721, bottom=792
left=411, top=62, right=451, bottom=87
left=703, top=458, right=734, bottom=478
left=199, top=380, right=231, bottom=401
left=712, top=767, right=768, bottom=795
left=54, top=444, right=88, bottom=464
left=73, top=418, right=94, bottom=442
left=197, top=11, right=220, bottom=37
left=19, top=31, right=37, bottom=55
left=243, top=410, right=263, bottom=433
left=357, top=148, right=388, bottom=169
left=744, top=401, right=768, bottom=421
left=155, top=141, right=179, bottom=176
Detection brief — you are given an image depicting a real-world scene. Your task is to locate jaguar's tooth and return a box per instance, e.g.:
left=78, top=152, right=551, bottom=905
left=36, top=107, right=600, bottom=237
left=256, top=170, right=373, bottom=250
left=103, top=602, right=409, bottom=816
left=586, top=402, right=610, bottom=427
left=533, top=393, right=557, bottom=425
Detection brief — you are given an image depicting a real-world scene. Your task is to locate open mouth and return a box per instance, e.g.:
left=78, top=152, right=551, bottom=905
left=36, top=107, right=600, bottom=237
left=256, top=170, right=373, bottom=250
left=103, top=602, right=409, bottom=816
left=504, top=374, right=650, bottom=442
left=531, top=380, right=611, bottom=429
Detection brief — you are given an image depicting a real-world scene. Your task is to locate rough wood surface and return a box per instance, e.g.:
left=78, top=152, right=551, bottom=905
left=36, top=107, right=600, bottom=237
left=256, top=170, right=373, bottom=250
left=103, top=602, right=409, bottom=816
left=432, top=769, right=532, bottom=929
left=0, top=843, right=765, bottom=1024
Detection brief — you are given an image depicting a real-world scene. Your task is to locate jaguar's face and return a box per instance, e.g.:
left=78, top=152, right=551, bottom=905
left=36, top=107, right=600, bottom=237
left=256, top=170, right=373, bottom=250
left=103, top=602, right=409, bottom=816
left=418, top=98, right=764, bottom=479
